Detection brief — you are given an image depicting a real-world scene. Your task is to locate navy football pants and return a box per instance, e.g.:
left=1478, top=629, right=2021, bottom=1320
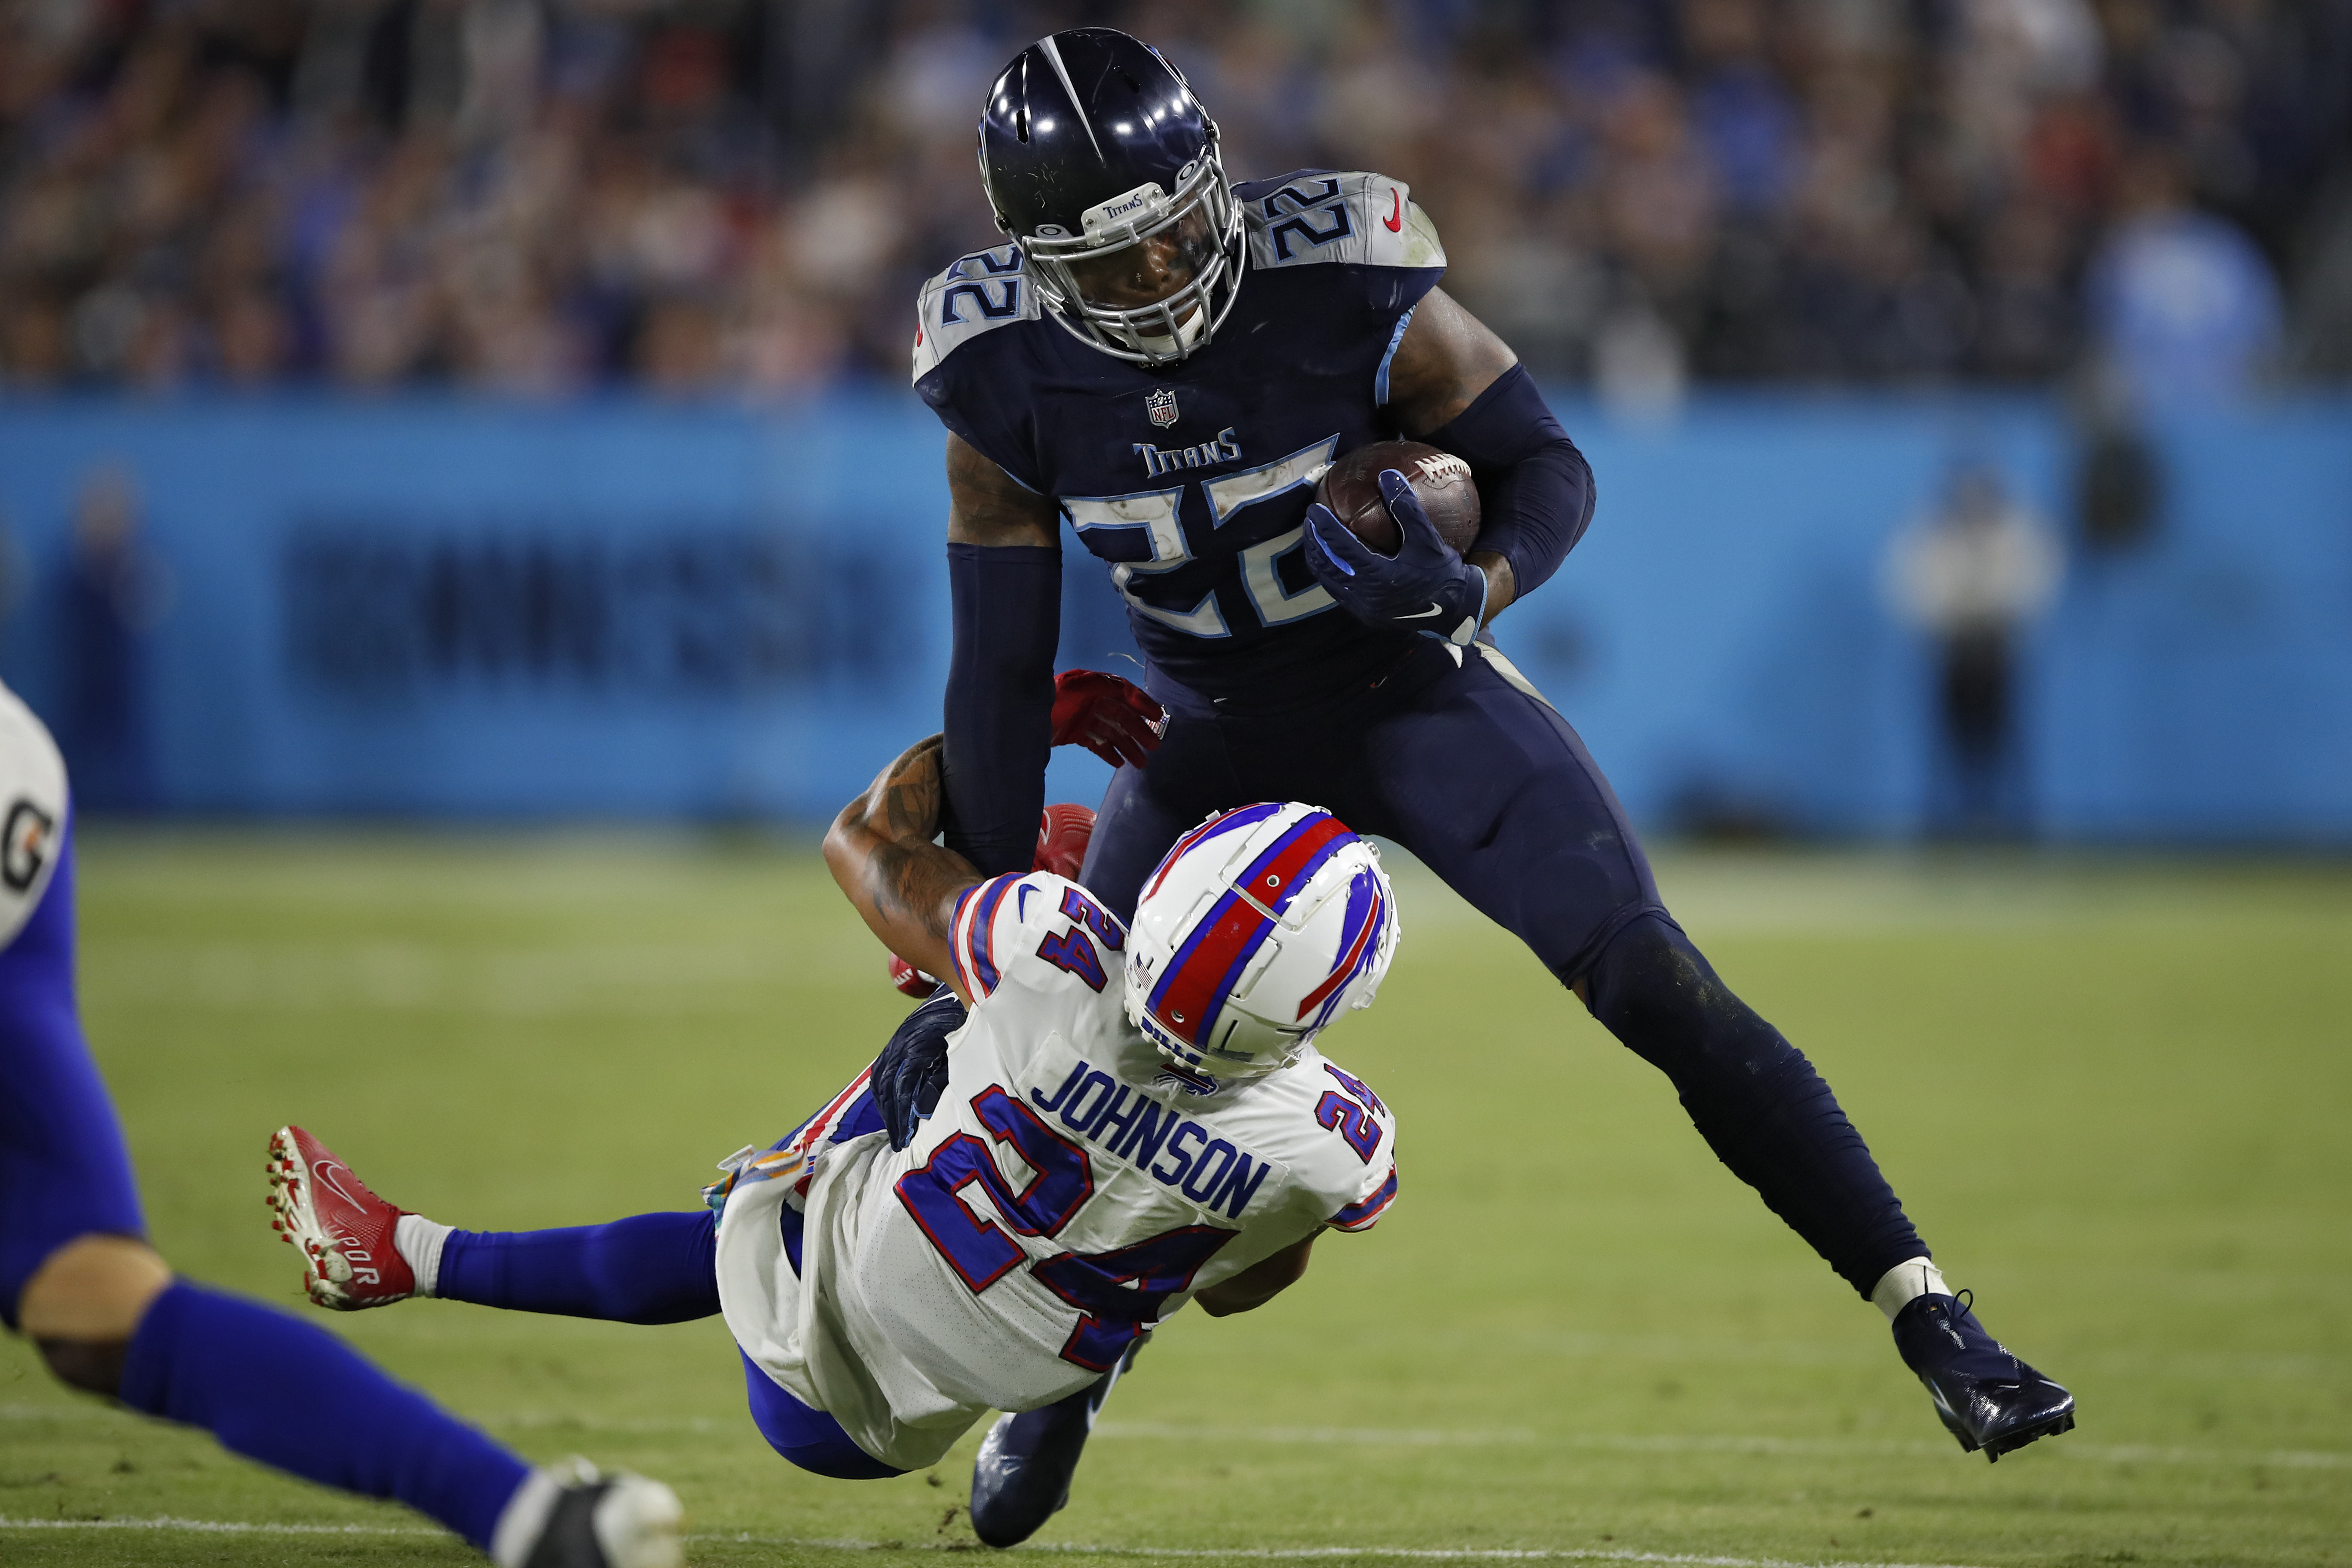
left=1082, top=640, right=1926, bottom=1297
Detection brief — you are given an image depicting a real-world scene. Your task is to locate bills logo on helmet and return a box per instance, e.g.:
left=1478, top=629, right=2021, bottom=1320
left=1146, top=387, right=1179, bottom=428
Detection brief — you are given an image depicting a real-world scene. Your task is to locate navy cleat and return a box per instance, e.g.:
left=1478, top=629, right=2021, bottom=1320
left=1893, top=1291, right=2076, bottom=1461
left=968, top=1334, right=1146, bottom=1547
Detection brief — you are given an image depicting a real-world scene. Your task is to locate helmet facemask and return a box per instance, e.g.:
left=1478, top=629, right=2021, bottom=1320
left=998, top=134, right=1246, bottom=368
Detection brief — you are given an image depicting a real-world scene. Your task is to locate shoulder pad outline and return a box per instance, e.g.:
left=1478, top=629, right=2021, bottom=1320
left=1240, top=171, right=1446, bottom=274
left=0, top=683, right=67, bottom=952
left=912, top=244, right=1043, bottom=383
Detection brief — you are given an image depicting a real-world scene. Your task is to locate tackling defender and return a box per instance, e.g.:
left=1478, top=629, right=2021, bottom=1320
left=914, top=26, right=2075, bottom=1538
left=0, top=681, right=681, bottom=1568
left=270, top=725, right=1404, bottom=1547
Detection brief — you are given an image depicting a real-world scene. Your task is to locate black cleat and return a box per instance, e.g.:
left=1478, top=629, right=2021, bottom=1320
left=968, top=1334, right=1147, bottom=1547
left=1893, top=1291, right=2076, bottom=1462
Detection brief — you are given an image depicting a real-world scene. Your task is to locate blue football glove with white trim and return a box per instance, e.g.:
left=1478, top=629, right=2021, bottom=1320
left=1305, top=469, right=1488, bottom=646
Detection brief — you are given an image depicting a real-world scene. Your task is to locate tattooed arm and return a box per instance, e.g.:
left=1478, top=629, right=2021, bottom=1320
left=823, top=734, right=985, bottom=1003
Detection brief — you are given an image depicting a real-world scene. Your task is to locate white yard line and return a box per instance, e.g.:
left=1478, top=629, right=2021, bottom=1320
left=0, top=1516, right=435, bottom=1536
left=0, top=1520, right=1982, bottom=1567
left=731, top=1540, right=1988, bottom=1567
left=8, top=1401, right=2346, bottom=1470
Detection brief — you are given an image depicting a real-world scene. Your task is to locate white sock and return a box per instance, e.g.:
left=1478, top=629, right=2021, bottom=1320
left=488, top=1462, right=568, bottom=1568
left=394, top=1213, right=452, bottom=1298
left=1871, top=1256, right=1951, bottom=1321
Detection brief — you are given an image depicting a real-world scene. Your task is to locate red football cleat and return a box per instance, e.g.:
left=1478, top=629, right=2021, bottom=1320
left=267, top=1124, right=415, bottom=1310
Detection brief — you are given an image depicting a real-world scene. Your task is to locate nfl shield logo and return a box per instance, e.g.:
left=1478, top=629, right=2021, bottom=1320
left=1145, top=388, right=1179, bottom=428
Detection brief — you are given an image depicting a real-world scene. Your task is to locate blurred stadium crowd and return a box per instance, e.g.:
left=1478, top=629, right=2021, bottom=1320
left=2, top=0, right=2349, bottom=397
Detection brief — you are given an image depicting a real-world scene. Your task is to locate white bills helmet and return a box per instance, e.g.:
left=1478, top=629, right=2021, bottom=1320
left=1125, top=802, right=1401, bottom=1086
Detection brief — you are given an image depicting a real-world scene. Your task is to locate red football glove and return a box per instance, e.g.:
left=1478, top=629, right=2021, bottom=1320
left=1050, top=669, right=1165, bottom=771
left=1035, top=801, right=1096, bottom=881
left=888, top=955, right=941, bottom=998
left=885, top=802, right=1099, bottom=997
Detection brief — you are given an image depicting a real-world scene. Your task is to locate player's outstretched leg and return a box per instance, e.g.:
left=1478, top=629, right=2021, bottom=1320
left=1583, top=915, right=2075, bottom=1457
left=108, top=1277, right=682, bottom=1565
left=270, top=1125, right=722, bottom=1323
left=967, top=1331, right=1148, bottom=1547
left=17, top=1234, right=680, bottom=1567
left=1348, top=647, right=2073, bottom=1455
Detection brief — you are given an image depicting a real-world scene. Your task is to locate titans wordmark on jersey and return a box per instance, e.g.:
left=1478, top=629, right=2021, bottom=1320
left=713, top=871, right=1399, bottom=1473
left=913, top=170, right=1448, bottom=715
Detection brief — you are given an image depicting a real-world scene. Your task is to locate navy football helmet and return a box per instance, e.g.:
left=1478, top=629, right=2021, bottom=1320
left=977, top=28, right=1244, bottom=366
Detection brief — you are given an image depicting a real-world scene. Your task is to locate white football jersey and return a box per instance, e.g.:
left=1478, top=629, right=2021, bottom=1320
left=0, top=681, right=69, bottom=953
left=714, top=871, right=1400, bottom=1473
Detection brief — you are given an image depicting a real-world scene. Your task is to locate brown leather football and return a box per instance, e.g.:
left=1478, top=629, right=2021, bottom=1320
left=1313, top=441, right=1482, bottom=557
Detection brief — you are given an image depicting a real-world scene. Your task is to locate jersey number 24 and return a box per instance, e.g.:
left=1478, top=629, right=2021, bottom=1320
left=896, top=1083, right=1235, bottom=1371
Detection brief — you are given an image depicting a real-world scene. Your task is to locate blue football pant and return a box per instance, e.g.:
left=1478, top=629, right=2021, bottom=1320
left=1081, top=640, right=1926, bottom=1296
left=0, top=833, right=529, bottom=1548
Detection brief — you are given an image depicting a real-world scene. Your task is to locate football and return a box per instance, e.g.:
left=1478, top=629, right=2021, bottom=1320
left=1313, top=440, right=1483, bottom=557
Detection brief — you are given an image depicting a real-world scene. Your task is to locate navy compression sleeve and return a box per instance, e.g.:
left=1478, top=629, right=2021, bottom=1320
left=1427, top=363, right=1595, bottom=599
left=943, top=541, right=1060, bottom=876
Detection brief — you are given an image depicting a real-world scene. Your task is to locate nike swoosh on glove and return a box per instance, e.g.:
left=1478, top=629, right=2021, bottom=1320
left=1050, top=669, right=1167, bottom=770
left=1305, top=469, right=1487, bottom=646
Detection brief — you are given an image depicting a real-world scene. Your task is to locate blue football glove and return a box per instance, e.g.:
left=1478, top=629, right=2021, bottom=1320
left=1305, top=469, right=1488, bottom=646
left=871, top=989, right=966, bottom=1152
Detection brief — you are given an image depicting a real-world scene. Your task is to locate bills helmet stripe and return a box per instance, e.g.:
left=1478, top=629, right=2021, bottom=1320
left=1146, top=887, right=1265, bottom=1047
left=1295, top=877, right=1384, bottom=1023
left=1331, top=1165, right=1399, bottom=1230
left=1145, top=813, right=1351, bottom=1046
left=1142, top=801, right=1283, bottom=904
left=1235, top=812, right=1353, bottom=916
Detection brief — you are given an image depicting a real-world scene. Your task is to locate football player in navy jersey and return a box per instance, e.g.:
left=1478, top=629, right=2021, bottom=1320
left=910, top=25, right=2074, bottom=1546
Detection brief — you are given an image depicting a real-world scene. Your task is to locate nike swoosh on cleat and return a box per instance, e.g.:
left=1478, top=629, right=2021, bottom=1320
left=1384, top=190, right=1403, bottom=232
left=315, top=1162, right=369, bottom=1210
left=1397, top=603, right=1446, bottom=620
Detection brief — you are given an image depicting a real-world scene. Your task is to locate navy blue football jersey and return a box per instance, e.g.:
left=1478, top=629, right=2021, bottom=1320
left=913, top=170, right=1448, bottom=714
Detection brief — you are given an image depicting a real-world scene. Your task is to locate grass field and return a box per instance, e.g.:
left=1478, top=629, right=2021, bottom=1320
left=3, top=831, right=2349, bottom=1568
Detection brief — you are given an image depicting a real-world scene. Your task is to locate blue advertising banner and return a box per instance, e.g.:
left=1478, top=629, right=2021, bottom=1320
left=1, top=390, right=2346, bottom=840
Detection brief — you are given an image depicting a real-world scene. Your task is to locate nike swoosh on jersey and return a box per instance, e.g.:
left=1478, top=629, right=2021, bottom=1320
left=1397, top=603, right=1446, bottom=620
left=1384, top=190, right=1403, bottom=232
